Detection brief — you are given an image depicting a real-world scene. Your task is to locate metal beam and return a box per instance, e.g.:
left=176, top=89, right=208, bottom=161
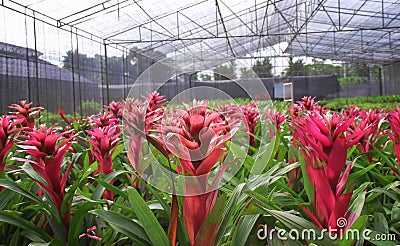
left=107, top=25, right=400, bottom=44
left=215, top=0, right=235, bottom=56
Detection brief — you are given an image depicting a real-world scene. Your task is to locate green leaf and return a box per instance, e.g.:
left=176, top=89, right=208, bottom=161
left=91, top=170, right=128, bottom=200
left=338, top=215, right=368, bottom=246
left=195, top=194, right=227, bottom=245
left=298, top=153, right=314, bottom=203
left=251, top=136, right=278, bottom=175
left=231, top=215, right=259, bottom=246
left=126, top=187, right=170, bottom=246
left=0, top=179, right=54, bottom=216
left=215, top=183, right=246, bottom=245
left=0, top=188, right=15, bottom=210
left=347, top=190, right=366, bottom=218
left=28, top=239, right=64, bottom=246
left=68, top=202, right=99, bottom=246
left=112, top=144, right=125, bottom=159
left=0, top=211, right=52, bottom=242
left=374, top=212, right=389, bottom=234
left=347, top=163, right=377, bottom=184
left=91, top=209, right=151, bottom=245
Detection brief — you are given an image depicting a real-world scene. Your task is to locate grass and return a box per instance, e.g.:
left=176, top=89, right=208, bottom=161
left=320, top=95, right=400, bottom=110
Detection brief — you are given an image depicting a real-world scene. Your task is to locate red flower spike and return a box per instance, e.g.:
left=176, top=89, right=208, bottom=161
left=123, top=98, right=150, bottom=172
left=291, top=111, right=365, bottom=234
left=91, top=112, right=119, bottom=128
left=104, top=101, right=123, bottom=119
left=86, top=124, right=121, bottom=200
left=241, top=102, right=260, bottom=152
left=349, top=109, right=384, bottom=162
left=0, top=115, right=23, bottom=173
left=9, top=100, right=43, bottom=129
left=17, top=125, right=73, bottom=226
left=264, top=109, right=285, bottom=138
left=151, top=99, right=241, bottom=245
left=388, top=108, right=400, bottom=165
left=288, top=96, right=328, bottom=117
left=58, top=110, right=70, bottom=125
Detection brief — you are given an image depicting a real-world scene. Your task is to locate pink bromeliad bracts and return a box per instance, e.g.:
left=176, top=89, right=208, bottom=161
left=291, top=110, right=366, bottom=235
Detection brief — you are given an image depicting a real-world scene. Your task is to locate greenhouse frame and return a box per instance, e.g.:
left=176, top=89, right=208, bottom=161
left=1, top=0, right=399, bottom=114
left=2, top=1, right=400, bottom=245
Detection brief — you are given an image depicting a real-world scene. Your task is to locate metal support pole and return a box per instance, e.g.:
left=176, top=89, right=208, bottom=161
left=70, top=28, right=76, bottom=115
left=104, top=42, right=110, bottom=105
left=76, top=29, right=83, bottom=117
left=33, top=11, right=40, bottom=117
left=379, top=66, right=384, bottom=95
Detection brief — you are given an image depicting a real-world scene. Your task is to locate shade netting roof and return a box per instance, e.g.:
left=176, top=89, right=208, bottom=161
left=3, top=0, right=400, bottom=65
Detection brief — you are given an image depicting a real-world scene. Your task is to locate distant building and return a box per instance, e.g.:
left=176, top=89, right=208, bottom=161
left=0, top=42, right=101, bottom=114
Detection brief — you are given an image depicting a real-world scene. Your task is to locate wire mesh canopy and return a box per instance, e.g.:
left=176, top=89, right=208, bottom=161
left=3, top=0, right=400, bottom=65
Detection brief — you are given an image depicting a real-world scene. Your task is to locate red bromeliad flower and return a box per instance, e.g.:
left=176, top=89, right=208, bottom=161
left=145, top=91, right=167, bottom=113
left=154, top=100, right=240, bottom=245
left=388, top=108, right=400, bottom=165
left=123, top=98, right=147, bottom=172
left=0, top=116, right=23, bottom=173
left=17, top=125, right=72, bottom=226
left=349, top=109, right=384, bottom=162
left=264, top=109, right=286, bottom=138
left=9, top=101, right=42, bottom=129
left=105, top=101, right=123, bottom=119
left=144, top=91, right=167, bottom=130
left=86, top=124, right=121, bottom=201
left=291, top=111, right=365, bottom=234
left=288, top=96, right=327, bottom=117
left=241, top=102, right=259, bottom=151
left=123, top=92, right=166, bottom=171
left=91, top=112, right=119, bottom=128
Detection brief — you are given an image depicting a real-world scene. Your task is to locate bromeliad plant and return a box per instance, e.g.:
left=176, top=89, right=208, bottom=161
left=17, top=125, right=73, bottom=227
left=9, top=100, right=42, bottom=129
left=149, top=99, right=242, bottom=245
left=291, top=111, right=366, bottom=234
left=86, top=124, right=121, bottom=201
left=388, top=108, right=400, bottom=165
left=0, top=116, right=23, bottom=174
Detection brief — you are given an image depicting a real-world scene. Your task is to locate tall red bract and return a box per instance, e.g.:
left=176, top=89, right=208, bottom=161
left=349, top=108, right=384, bottom=162
left=264, top=108, right=285, bottom=138
left=0, top=116, right=23, bottom=173
left=291, top=111, right=365, bottom=234
left=86, top=124, right=121, bottom=201
left=154, top=100, right=240, bottom=245
left=9, top=101, right=42, bottom=129
left=105, top=101, right=123, bottom=119
left=17, top=125, right=73, bottom=226
left=241, top=102, right=259, bottom=152
left=388, top=108, right=400, bottom=165
left=288, top=96, right=327, bottom=117
left=123, top=92, right=166, bottom=172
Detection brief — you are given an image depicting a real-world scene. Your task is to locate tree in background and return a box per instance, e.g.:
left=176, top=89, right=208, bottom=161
left=284, top=56, right=306, bottom=76
left=62, top=47, right=165, bottom=84
left=213, top=60, right=237, bottom=80
left=305, top=59, right=342, bottom=76
left=239, top=67, right=256, bottom=79
left=252, top=57, right=273, bottom=78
